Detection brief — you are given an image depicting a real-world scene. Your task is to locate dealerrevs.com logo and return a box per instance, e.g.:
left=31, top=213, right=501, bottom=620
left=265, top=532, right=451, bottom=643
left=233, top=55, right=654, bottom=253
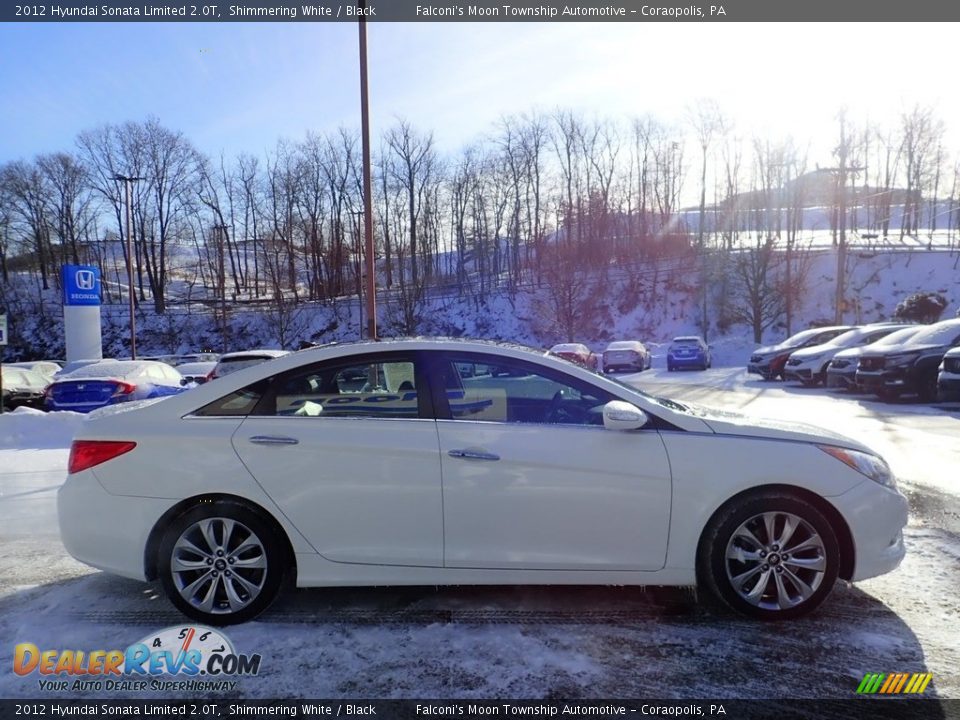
left=13, top=626, right=261, bottom=693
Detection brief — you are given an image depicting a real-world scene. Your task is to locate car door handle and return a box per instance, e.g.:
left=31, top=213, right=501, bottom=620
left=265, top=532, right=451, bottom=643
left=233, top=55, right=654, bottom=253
left=249, top=435, right=299, bottom=446
left=448, top=449, right=500, bottom=461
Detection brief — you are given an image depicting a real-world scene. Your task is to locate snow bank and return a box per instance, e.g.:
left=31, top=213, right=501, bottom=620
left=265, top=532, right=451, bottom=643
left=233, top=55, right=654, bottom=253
left=0, top=408, right=84, bottom=450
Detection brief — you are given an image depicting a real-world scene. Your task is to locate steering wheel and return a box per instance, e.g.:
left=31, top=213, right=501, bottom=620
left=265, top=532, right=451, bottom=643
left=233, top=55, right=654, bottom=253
left=546, top=390, right=589, bottom=425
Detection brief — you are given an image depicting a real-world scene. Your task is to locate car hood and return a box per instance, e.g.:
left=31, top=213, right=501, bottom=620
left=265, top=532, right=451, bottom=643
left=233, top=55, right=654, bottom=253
left=832, top=346, right=865, bottom=360
left=866, top=342, right=945, bottom=358
left=789, top=342, right=837, bottom=360
left=680, top=403, right=873, bottom=453
left=753, top=343, right=799, bottom=357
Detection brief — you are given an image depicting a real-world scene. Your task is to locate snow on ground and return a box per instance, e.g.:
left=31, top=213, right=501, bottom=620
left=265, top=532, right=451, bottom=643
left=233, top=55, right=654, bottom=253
left=0, top=369, right=958, bottom=701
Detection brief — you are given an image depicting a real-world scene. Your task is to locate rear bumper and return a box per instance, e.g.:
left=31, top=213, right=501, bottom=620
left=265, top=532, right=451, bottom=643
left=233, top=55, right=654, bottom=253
left=668, top=356, right=706, bottom=368
left=58, top=469, right=175, bottom=581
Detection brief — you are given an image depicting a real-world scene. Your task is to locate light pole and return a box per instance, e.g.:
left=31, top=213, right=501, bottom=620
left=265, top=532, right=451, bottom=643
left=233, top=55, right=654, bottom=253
left=358, top=0, right=377, bottom=340
left=114, top=174, right=142, bottom=359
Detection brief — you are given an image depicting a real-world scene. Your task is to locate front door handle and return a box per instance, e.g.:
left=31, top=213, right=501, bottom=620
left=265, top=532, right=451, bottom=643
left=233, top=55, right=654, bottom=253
left=448, top=449, right=500, bottom=461
left=249, top=435, right=299, bottom=446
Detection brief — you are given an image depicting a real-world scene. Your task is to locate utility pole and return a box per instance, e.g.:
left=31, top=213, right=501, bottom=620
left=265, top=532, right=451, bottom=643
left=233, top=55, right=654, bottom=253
left=214, top=224, right=229, bottom=352
left=114, top=174, right=142, bottom=359
left=358, top=0, right=377, bottom=340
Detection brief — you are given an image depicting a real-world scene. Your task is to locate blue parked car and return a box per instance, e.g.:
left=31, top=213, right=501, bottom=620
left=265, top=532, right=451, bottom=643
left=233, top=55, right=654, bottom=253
left=666, top=336, right=711, bottom=371
left=45, top=360, right=186, bottom=413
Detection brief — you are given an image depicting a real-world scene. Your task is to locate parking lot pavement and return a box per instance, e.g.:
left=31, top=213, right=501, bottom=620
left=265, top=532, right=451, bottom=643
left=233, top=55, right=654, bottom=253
left=0, top=376, right=957, bottom=701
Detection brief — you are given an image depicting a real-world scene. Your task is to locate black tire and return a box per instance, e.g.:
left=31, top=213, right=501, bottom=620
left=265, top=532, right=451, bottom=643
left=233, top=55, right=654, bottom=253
left=158, top=501, right=288, bottom=625
left=697, top=491, right=840, bottom=620
left=667, top=365, right=674, bottom=372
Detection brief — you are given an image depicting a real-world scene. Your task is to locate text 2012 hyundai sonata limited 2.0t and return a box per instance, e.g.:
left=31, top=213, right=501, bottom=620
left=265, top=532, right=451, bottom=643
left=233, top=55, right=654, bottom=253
left=58, top=340, right=908, bottom=625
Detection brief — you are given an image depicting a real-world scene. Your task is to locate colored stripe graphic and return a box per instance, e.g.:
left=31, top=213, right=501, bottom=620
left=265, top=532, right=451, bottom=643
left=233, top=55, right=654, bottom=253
left=858, top=672, right=932, bottom=694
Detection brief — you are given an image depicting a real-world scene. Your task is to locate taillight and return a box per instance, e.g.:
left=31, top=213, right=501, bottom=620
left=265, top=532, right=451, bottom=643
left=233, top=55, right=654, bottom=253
left=111, top=381, right=136, bottom=397
left=68, top=440, right=137, bottom=474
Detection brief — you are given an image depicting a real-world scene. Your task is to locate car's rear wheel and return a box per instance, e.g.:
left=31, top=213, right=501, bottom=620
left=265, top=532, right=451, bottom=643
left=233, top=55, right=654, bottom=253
left=698, top=491, right=840, bottom=620
left=158, top=501, right=287, bottom=625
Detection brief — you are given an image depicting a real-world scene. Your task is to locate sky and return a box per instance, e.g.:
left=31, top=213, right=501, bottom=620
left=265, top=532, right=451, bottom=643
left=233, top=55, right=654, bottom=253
left=2, top=22, right=960, bottom=167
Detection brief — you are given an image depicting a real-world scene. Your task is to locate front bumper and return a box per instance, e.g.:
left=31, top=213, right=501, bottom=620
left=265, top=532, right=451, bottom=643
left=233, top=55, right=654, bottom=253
left=58, top=468, right=177, bottom=581
left=938, top=376, right=960, bottom=401
left=831, top=480, right=909, bottom=582
left=826, top=368, right=857, bottom=389
left=857, top=368, right=916, bottom=395
left=783, top=366, right=814, bottom=382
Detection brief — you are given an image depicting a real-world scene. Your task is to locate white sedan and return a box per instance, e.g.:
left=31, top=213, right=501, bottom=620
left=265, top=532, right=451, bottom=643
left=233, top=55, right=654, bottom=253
left=58, top=339, right=908, bottom=625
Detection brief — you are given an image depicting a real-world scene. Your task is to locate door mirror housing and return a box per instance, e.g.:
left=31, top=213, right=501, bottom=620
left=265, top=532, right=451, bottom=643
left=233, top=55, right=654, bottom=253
left=602, top=401, right=649, bottom=431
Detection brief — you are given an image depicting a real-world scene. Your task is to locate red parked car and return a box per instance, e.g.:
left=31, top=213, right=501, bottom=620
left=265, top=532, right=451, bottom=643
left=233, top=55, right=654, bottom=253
left=548, top=343, right=598, bottom=369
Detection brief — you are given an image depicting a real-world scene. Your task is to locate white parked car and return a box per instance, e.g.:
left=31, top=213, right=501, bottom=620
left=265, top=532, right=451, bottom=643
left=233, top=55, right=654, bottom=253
left=784, top=323, right=913, bottom=387
left=58, top=339, right=908, bottom=625
left=208, top=349, right=289, bottom=380
left=8, top=360, right=62, bottom=383
left=602, top=340, right=651, bottom=373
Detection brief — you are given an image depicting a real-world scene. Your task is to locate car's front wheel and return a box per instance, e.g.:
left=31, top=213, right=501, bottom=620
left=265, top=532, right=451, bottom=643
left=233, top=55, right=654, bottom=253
left=698, top=491, right=840, bottom=620
left=158, top=501, right=288, bottom=625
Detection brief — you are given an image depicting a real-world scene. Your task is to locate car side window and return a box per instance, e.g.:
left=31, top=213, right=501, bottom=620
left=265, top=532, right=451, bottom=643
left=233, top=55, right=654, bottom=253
left=194, top=379, right=270, bottom=417
left=440, top=355, right=613, bottom=426
left=268, top=359, right=419, bottom=419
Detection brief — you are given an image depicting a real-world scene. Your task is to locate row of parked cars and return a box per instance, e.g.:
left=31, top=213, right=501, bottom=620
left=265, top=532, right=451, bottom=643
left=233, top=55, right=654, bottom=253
left=549, top=336, right=712, bottom=373
left=1, top=349, right=290, bottom=414
left=747, top=317, right=960, bottom=402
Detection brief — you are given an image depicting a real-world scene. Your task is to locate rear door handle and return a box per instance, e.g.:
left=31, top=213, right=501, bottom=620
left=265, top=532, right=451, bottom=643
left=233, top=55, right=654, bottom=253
left=249, top=435, right=299, bottom=446
left=448, top=449, right=500, bottom=461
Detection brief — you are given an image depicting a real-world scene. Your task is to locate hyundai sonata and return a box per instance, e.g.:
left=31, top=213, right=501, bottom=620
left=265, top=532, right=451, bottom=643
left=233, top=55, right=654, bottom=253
left=58, top=339, right=908, bottom=625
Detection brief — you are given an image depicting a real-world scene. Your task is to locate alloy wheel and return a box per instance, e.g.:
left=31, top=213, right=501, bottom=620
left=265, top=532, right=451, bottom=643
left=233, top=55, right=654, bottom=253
left=723, top=511, right=827, bottom=611
left=170, top=517, right=268, bottom=615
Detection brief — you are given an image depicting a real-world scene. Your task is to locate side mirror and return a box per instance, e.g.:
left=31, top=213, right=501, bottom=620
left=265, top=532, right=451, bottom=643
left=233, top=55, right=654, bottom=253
left=602, top=401, right=649, bottom=431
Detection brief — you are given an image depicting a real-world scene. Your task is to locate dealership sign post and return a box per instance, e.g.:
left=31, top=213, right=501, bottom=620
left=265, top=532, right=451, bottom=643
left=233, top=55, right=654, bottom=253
left=62, top=265, right=104, bottom=363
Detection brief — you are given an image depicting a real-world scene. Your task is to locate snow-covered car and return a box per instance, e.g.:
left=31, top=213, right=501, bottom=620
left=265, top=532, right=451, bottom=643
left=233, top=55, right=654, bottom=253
left=176, top=361, right=218, bottom=386
left=8, top=360, right=62, bottom=383
left=936, top=347, right=960, bottom=402
left=602, top=340, right=651, bottom=373
left=666, top=336, right=711, bottom=371
left=826, top=326, right=923, bottom=391
left=54, top=358, right=115, bottom=379
left=747, top=326, right=854, bottom=381
left=784, top=323, right=912, bottom=387
left=1, top=365, right=49, bottom=411
left=45, top=360, right=187, bottom=413
left=58, top=339, right=907, bottom=625
left=857, top=318, right=960, bottom=402
left=208, top=349, right=290, bottom=380
left=547, top=343, right=597, bottom=369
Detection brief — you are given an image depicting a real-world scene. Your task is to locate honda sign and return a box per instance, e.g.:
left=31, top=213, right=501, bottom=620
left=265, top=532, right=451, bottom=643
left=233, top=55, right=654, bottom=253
left=62, top=265, right=101, bottom=306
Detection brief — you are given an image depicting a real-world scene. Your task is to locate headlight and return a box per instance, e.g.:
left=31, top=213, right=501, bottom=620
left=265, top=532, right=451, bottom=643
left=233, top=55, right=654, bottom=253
left=887, top=352, right=919, bottom=368
left=819, top=445, right=896, bottom=488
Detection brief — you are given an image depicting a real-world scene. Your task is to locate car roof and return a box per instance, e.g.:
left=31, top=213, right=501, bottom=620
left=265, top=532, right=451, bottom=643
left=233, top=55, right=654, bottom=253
left=218, top=349, right=290, bottom=360
left=56, top=360, right=172, bottom=380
